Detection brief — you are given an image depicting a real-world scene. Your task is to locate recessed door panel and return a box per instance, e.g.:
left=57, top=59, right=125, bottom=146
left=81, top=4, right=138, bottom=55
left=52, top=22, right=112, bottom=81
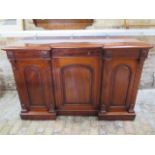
left=101, top=58, right=138, bottom=112
left=24, top=66, right=44, bottom=106
left=62, top=65, right=92, bottom=104
left=111, top=65, right=131, bottom=106
left=16, top=60, right=55, bottom=111
left=53, top=57, right=101, bottom=112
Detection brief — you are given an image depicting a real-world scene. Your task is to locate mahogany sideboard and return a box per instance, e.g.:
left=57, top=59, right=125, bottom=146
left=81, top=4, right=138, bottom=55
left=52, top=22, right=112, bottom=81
left=3, top=37, right=153, bottom=120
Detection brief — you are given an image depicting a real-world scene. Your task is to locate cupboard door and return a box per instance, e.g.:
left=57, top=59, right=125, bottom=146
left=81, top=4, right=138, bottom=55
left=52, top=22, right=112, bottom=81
left=15, top=59, right=55, bottom=112
left=52, top=57, right=101, bottom=114
left=101, top=50, right=139, bottom=112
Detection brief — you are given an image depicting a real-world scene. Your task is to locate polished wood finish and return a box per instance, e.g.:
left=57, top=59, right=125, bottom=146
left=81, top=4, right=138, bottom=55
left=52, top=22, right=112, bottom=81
left=6, top=50, right=56, bottom=119
left=52, top=48, right=102, bottom=115
left=3, top=37, right=152, bottom=120
left=99, top=48, right=145, bottom=120
left=33, top=19, right=94, bottom=29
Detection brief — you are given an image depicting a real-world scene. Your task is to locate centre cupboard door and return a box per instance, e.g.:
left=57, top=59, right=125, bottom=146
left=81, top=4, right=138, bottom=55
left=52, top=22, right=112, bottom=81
left=52, top=48, right=102, bottom=115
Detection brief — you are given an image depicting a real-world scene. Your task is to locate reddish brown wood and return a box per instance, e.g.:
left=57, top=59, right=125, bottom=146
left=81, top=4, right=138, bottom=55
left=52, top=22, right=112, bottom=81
left=33, top=19, right=94, bottom=30
left=98, top=49, right=141, bottom=120
left=2, top=37, right=152, bottom=120
left=6, top=50, right=56, bottom=120
left=52, top=48, right=102, bottom=116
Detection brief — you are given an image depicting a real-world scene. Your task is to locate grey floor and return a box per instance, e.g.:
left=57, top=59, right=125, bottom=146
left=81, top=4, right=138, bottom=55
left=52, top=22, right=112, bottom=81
left=0, top=89, right=155, bottom=135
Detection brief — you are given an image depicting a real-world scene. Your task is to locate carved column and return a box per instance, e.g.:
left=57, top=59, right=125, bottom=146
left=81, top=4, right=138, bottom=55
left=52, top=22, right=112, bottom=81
left=99, top=50, right=112, bottom=115
left=41, top=50, right=56, bottom=114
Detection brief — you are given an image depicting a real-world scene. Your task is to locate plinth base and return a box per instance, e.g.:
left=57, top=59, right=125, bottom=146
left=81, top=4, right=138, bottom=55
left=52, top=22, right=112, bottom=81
left=98, top=111, right=136, bottom=120
left=20, top=111, right=56, bottom=120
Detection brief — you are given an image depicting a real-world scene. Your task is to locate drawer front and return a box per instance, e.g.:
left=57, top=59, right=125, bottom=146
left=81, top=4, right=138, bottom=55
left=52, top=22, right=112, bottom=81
left=7, top=50, right=51, bottom=60
left=52, top=48, right=103, bottom=57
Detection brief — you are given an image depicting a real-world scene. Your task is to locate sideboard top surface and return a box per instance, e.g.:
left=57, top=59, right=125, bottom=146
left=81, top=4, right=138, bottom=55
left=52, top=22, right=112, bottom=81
left=2, top=37, right=153, bottom=51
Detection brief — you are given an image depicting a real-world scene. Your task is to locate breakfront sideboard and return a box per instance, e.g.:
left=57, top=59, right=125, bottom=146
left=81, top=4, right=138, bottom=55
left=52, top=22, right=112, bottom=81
left=3, top=37, right=152, bottom=120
